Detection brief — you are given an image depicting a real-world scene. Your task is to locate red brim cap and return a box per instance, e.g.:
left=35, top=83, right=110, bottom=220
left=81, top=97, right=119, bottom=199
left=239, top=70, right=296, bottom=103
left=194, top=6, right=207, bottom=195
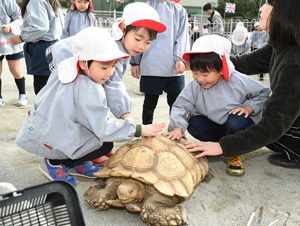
left=171, top=0, right=180, bottom=3
left=131, top=19, right=167, bottom=33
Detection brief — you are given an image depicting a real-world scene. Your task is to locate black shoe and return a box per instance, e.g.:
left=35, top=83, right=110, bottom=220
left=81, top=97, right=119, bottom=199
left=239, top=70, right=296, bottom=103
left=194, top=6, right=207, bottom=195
left=268, top=154, right=300, bottom=168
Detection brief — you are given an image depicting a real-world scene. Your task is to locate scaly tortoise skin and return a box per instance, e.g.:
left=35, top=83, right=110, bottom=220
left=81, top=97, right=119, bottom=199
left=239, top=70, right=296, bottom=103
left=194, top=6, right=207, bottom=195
left=84, top=135, right=210, bottom=226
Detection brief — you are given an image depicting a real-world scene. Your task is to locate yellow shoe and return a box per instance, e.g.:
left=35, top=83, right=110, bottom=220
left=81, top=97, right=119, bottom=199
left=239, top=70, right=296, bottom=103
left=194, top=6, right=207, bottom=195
left=226, top=155, right=245, bottom=176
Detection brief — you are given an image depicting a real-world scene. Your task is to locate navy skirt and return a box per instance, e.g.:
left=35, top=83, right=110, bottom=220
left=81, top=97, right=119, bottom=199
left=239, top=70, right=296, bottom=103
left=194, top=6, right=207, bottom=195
left=24, top=40, right=57, bottom=76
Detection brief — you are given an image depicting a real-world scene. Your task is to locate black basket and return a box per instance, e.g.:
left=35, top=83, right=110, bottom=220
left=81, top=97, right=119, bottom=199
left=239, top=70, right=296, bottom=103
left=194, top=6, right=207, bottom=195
left=0, top=181, right=85, bottom=226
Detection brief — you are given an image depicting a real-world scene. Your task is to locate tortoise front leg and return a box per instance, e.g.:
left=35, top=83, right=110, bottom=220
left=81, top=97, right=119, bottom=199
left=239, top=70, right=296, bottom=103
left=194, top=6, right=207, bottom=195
left=84, top=178, right=125, bottom=210
left=140, top=188, right=189, bottom=226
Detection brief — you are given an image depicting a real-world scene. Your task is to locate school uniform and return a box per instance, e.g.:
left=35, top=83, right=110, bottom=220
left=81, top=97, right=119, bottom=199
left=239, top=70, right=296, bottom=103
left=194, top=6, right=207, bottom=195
left=16, top=69, right=136, bottom=160
left=0, top=0, right=23, bottom=56
left=131, top=0, right=189, bottom=124
left=21, top=0, right=64, bottom=94
left=169, top=71, right=270, bottom=140
left=61, top=10, right=97, bottom=39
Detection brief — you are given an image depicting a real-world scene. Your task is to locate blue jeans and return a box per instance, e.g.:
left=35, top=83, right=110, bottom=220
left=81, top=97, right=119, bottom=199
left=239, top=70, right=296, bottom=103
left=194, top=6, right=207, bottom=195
left=187, top=114, right=254, bottom=142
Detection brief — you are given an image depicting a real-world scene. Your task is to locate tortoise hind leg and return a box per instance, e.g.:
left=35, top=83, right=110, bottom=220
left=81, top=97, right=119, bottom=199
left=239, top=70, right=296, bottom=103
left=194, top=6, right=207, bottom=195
left=84, top=178, right=124, bottom=210
left=140, top=189, right=189, bottom=226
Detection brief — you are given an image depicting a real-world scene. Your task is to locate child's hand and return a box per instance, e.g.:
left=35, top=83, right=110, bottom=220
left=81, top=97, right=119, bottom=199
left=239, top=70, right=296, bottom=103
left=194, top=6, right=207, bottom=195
left=176, top=61, right=185, bottom=74
left=229, top=106, right=254, bottom=118
left=185, top=62, right=191, bottom=71
left=9, top=35, right=22, bottom=45
left=162, top=127, right=182, bottom=140
left=131, top=65, right=140, bottom=79
left=1, top=25, right=11, bottom=33
left=141, top=123, right=166, bottom=137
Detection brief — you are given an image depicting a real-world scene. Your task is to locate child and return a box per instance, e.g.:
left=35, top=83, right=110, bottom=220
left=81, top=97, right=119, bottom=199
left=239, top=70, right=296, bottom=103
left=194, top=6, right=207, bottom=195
left=48, top=2, right=167, bottom=166
left=203, top=3, right=224, bottom=36
left=163, top=35, right=271, bottom=176
left=250, top=22, right=260, bottom=51
left=130, top=0, right=189, bottom=126
left=61, top=0, right=97, bottom=39
left=0, top=0, right=27, bottom=106
left=15, top=27, right=165, bottom=186
left=230, top=22, right=250, bottom=55
left=10, top=0, right=64, bottom=95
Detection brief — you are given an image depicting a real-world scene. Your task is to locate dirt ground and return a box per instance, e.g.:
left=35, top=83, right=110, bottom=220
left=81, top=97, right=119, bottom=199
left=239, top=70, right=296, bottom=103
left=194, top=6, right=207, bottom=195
left=0, top=59, right=300, bottom=226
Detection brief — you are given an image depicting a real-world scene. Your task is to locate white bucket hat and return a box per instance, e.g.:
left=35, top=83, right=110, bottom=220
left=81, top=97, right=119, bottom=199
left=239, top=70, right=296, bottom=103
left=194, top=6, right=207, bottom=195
left=58, top=27, right=129, bottom=84
left=182, top=35, right=235, bottom=81
left=112, top=2, right=166, bottom=40
left=231, top=26, right=248, bottom=46
left=254, top=22, right=260, bottom=27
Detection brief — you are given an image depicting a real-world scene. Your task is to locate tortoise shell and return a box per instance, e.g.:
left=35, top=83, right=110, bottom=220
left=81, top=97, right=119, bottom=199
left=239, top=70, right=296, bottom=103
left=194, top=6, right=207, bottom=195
left=94, top=135, right=209, bottom=199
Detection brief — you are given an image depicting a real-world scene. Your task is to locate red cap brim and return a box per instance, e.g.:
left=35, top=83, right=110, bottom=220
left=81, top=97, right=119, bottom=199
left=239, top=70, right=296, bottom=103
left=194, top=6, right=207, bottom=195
left=131, top=19, right=166, bottom=33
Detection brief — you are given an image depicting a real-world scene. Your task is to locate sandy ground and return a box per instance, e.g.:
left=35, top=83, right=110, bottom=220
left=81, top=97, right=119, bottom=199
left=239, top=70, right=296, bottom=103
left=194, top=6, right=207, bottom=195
left=0, top=59, right=300, bottom=226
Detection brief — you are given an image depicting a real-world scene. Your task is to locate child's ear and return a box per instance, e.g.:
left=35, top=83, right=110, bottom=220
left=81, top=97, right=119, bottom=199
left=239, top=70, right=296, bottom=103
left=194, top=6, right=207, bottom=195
left=78, top=61, right=87, bottom=70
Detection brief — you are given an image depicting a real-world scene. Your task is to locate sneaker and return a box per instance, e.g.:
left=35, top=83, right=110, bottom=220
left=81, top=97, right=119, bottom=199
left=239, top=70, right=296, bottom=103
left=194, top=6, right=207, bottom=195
left=91, top=156, right=109, bottom=166
left=268, top=154, right=300, bottom=168
left=17, top=94, right=28, bottom=106
left=0, top=98, right=4, bottom=106
left=39, top=158, right=77, bottom=186
left=226, top=155, right=245, bottom=176
left=105, top=149, right=114, bottom=157
left=69, top=161, right=101, bottom=178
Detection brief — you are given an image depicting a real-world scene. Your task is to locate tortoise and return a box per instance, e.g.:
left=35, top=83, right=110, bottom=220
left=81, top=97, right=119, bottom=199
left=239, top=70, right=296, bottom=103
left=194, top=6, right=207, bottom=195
left=84, top=135, right=211, bottom=226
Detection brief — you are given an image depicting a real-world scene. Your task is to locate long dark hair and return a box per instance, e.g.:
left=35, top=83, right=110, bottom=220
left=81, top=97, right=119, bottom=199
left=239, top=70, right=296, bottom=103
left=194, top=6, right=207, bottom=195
left=267, top=0, right=300, bottom=47
left=21, top=0, right=60, bottom=17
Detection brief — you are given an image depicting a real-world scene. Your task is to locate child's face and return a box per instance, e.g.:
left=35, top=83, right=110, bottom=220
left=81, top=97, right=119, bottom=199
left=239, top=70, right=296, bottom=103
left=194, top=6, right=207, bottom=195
left=123, top=27, right=153, bottom=56
left=79, top=60, right=117, bottom=84
left=192, top=69, right=223, bottom=89
left=74, top=0, right=89, bottom=12
left=204, top=9, right=213, bottom=15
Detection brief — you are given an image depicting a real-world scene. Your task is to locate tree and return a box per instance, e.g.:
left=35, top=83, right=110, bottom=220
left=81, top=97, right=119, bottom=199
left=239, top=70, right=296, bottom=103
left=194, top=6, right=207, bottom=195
left=215, top=0, right=262, bottom=20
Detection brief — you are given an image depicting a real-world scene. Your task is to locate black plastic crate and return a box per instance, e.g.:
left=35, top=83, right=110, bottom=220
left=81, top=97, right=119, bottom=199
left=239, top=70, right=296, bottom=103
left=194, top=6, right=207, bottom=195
left=0, top=181, right=85, bottom=226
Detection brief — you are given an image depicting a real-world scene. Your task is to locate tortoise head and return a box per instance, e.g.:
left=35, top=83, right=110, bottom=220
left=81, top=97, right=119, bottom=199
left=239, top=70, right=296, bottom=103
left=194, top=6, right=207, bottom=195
left=117, top=179, right=146, bottom=204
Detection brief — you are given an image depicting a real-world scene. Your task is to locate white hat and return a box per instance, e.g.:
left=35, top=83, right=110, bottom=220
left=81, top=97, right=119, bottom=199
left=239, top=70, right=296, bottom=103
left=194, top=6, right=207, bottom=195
left=112, top=2, right=166, bottom=40
left=182, top=35, right=235, bottom=81
left=236, top=22, right=244, bottom=27
left=58, top=27, right=129, bottom=84
left=254, top=22, right=260, bottom=27
left=231, top=26, right=247, bottom=46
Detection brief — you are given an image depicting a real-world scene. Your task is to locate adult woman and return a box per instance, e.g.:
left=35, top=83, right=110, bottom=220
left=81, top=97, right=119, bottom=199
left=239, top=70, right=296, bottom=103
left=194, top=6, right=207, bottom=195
left=186, top=0, right=300, bottom=168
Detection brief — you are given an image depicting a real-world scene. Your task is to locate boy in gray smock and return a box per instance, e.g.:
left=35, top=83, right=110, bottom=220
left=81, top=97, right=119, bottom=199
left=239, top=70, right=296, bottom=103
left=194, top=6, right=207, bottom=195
left=163, top=35, right=270, bottom=177
left=15, top=27, right=165, bottom=186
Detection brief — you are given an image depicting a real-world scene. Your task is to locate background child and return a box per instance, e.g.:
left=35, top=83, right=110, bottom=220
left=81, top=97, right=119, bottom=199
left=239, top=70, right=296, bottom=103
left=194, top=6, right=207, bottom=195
left=10, top=0, right=64, bottom=95
left=15, top=27, right=165, bottom=186
left=0, top=0, right=27, bottom=106
left=130, top=0, right=189, bottom=127
left=61, top=0, right=97, bottom=39
left=230, top=22, right=250, bottom=55
left=203, top=3, right=224, bottom=36
left=47, top=2, right=167, bottom=166
left=163, top=35, right=270, bottom=177
left=250, top=22, right=260, bottom=51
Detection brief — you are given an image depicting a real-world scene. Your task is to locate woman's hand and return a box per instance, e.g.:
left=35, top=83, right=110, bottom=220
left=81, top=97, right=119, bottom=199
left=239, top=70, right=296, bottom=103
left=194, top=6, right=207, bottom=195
left=141, top=123, right=166, bottom=137
left=185, top=140, right=223, bottom=158
left=162, top=127, right=182, bottom=140
left=10, top=35, right=23, bottom=46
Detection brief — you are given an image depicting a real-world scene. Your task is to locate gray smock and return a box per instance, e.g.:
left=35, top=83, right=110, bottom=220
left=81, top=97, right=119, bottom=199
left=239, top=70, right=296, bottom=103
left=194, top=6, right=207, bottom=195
left=47, top=37, right=132, bottom=119
left=258, top=31, right=269, bottom=49
left=61, top=10, right=97, bottom=39
left=20, top=0, right=64, bottom=42
left=131, top=0, right=189, bottom=77
left=0, top=0, right=23, bottom=55
left=229, top=37, right=251, bottom=55
left=15, top=69, right=136, bottom=160
left=209, top=10, right=224, bottom=36
left=168, top=71, right=271, bottom=132
left=250, top=30, right=259, bottom=49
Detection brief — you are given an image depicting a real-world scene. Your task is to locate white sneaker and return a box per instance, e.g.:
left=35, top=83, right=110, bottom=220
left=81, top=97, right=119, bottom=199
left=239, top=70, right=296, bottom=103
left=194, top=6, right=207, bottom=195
left=17, top=94, right=28, bottom=106
left=0, top=98, right=4, bottom=106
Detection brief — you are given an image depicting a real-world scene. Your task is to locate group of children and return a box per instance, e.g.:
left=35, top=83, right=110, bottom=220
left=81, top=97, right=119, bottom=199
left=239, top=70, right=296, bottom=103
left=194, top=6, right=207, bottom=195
left=5, top=0, right=271, bottom=186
